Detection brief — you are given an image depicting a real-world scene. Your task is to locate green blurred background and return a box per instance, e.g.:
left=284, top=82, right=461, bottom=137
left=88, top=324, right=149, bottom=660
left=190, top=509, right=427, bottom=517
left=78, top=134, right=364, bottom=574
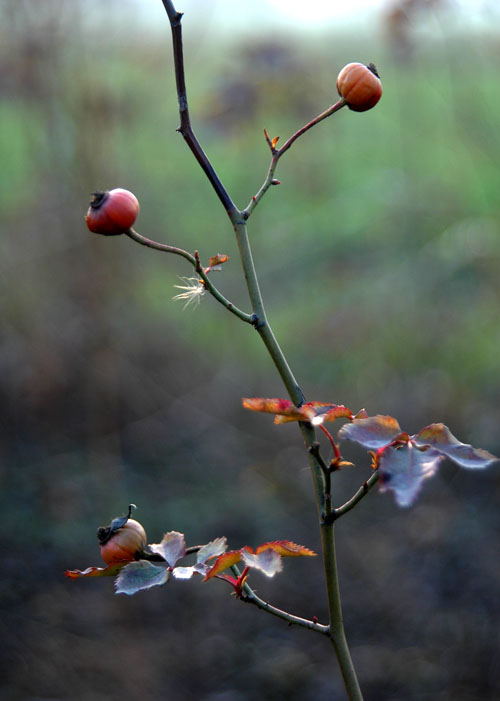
left=1, top=0, right=500, bottom=698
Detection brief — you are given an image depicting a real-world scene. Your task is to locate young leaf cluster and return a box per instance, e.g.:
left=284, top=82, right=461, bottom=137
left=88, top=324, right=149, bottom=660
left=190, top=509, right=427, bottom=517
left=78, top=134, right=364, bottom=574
left=243, top=398, right=497, bottom=507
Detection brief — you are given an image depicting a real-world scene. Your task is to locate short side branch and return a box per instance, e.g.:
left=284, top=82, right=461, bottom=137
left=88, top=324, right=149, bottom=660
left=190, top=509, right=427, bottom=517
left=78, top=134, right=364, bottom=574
left=243, top=99, right=346, bottom=218
left=231, top=566, right=329, bottom=635
left=125, top=228, right=254, bottom=324
left=326, top=470, right=379, bottom=524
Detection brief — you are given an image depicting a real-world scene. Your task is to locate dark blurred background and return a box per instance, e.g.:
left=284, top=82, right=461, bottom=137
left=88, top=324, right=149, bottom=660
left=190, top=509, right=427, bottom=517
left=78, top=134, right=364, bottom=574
left=1, top=0, right=500, bottom=699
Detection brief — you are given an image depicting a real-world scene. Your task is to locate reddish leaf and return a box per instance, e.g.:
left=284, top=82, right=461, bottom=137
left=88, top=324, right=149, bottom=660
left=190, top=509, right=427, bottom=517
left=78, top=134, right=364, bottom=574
left=378, top=443, right=444, bottom=507
left=242, top=397, right=298, bottom=417
left=115, top=561, right=170, bottom=595
left=413, top=424, right=498, bottom=469
left=241, top=548, right=283, bottom=577
left=338, top=415, right=402, bottom=449
left=65, top=563, right=124, bottom=579
left=204, top=550, right=242, bottom=581
left=271, top=136, right=280, bottom=148
left=255, top=541, right=316, bottom=557
left=242, top=397, right=352, bottom=425
left=149, top=531, right=186, bottom=567
left=208, top=253, right=230, bottom=268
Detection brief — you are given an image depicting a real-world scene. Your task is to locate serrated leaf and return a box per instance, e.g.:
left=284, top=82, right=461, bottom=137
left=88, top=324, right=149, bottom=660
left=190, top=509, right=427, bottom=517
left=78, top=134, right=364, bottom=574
left=255, top=541, right=316, bottom=557
left=241, top=548, right=283, bottom=577
left=242, top=397, right=298, bottom=417
left=196, top=537, right=227, bottom=565
left=339, top=415, right=402, bottom=449
left=413, top=424, right=498, bottom=469
left=149, top=531, right=186, bottom=567
left=378, top=443, right=444, bottom=507
left=203, top=550, right=242, bottom=580
left=65, top=563, right=124, bottom=579
left=115, top=561, right=170, bottom=595
left=242, top=397, right=352, bottom=426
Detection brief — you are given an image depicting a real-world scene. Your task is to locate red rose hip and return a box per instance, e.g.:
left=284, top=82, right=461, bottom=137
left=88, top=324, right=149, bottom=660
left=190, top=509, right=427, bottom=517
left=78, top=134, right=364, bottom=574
left=85, top=188, right=139, bottom=236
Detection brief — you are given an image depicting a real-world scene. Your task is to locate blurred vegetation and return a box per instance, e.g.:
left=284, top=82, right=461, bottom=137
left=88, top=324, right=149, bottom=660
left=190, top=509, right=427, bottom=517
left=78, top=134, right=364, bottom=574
left=1, top=1, right=500, bottom=699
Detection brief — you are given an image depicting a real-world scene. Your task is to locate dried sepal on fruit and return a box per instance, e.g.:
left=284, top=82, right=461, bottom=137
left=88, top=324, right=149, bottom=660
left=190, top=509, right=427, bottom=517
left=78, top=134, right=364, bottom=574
left=336, top=62, right=382, bottom=112
left=85, top=188, right=139, bottom=236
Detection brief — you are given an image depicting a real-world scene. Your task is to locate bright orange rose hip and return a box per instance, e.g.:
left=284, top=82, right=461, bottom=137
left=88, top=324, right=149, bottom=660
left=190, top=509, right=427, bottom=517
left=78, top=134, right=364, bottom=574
left=336, top=62, right=382, bottom=112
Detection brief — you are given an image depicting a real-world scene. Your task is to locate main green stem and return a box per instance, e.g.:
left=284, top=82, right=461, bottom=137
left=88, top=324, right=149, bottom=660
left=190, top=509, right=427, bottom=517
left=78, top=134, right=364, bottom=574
left=232, top=217, right=362, bottom=700
left=161, top=3, right=361, bottom=695
left=232, top=216, right=304, bottom=405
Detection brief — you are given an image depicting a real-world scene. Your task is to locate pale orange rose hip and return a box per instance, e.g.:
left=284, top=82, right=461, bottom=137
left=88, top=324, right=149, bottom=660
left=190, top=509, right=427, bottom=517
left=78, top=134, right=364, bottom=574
left=98, top=518, right=147, bottom=564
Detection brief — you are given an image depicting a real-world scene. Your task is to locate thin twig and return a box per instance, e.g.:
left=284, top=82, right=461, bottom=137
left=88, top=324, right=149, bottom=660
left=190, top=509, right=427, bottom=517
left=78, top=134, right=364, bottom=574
left=242, top=99, right=346, bottom=219
left=230, top=565, right=329, bottom=635
left=125, top=227, right=196, bottom=263
left=279, top=98, right=346, bottom=156
left=329, top=471, right=379, bottom=522
left=161, top=1, right=237, bottom=215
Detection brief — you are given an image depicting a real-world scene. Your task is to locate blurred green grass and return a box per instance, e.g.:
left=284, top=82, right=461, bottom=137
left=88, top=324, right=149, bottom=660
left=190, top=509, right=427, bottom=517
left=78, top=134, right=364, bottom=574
left=1, top=2, right=500, bottom=699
